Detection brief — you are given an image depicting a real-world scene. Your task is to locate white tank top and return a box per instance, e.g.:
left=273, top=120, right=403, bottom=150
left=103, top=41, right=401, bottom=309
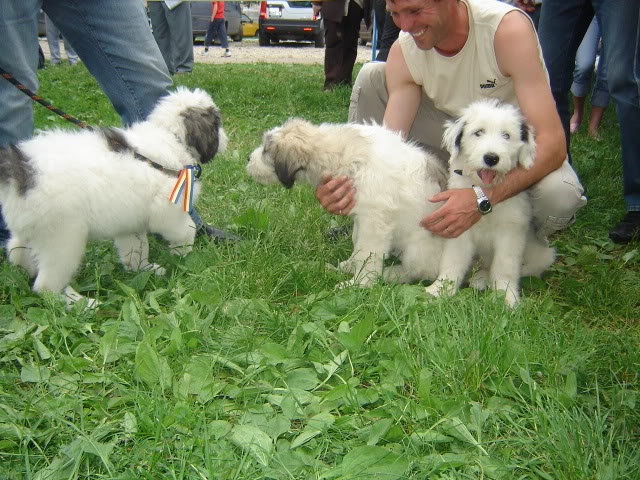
left=398, top=0, right=546, bottom=116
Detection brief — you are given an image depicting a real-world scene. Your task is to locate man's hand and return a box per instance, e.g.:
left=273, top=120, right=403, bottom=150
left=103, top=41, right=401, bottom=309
left=312, top=4, right=321, bottom=17
left=421, top=188, right=481, bottom=238
left=315, top=175, right=356, bottom=215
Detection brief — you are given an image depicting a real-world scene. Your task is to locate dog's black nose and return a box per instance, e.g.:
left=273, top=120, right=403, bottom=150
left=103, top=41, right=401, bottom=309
left=484, top=153, right=499, bottom=167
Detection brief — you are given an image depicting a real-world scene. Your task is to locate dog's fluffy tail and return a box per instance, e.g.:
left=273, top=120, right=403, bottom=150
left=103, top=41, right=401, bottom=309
left=0, top=144, right=34, bottom=195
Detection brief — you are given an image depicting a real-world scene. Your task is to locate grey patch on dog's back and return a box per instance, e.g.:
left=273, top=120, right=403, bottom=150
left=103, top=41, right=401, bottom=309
left=102, top=127, right=133, bottom=154
left=182, top=106, right=220, bottom=164
left=0, top=144, right=36, bottom=195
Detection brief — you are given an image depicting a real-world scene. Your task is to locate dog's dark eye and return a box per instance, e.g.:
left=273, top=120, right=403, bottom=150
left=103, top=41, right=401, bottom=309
left=502, top=132, right=511, bottom=140
left=474, top=129, right=485, bottom=137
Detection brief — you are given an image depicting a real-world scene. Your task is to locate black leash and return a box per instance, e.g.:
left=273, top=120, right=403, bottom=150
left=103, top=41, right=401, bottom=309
left=0, top=66, right=200, bottom=179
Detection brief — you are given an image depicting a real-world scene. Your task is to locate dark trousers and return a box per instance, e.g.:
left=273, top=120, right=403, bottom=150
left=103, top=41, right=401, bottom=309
left=204, top=18, right=228, bottom=50
left=323, top=0, right=363, bottom=89
left=537, top=0, right=640, bottom=210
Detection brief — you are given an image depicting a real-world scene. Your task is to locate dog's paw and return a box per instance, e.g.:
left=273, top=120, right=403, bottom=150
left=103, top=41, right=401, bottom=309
left=503, top=288, right=520, bottom=308
left=425, top=279, right=456, bottom=298
left=425, top=283, right=443, bottom=298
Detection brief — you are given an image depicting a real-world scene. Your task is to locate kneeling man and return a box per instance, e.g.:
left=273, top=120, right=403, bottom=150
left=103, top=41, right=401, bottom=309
left=316, top=0, right=586, bottom=240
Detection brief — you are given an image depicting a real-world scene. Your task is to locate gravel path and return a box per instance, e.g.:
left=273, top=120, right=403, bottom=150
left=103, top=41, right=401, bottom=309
left=39, top=37, right=375, bottom=66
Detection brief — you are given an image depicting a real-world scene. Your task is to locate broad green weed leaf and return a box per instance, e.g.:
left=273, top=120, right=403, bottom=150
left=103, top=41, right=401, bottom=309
left=564, top=371, right=577, bottom=398
left=336, top=315, right=374, bottom=352
left=234, top=207, right=270, bottom=230
left=134, top=338, right=172, bottom=389
left=410, top=430, right=454, bottom=444
left=308, top=411, right=335, bottom=430
left=442, top=417, right=488, bottom=455
left=417, top=368, right=432, bottom=402
left=209, top=420, right=233, bottom=440
left=0, top=304, right=16, bottom=327
left=190, top=289, right=222, bottom=306
left=229, top=424, right=274, bottom=466
left=34, top=338, right=51, bottom=360
left=267, top=415, right=290, bottom=440
left=340, top=445, right=409, bottom=480
left=260, top=342, right=289, bottom=364
left=286, top=368, right=320, bottom=390
left=367, top=417, right=393, bottom=445
left=423, top=452, right=473, bottom=472
left=20, top=364, right=50, bottom=383
left=123, top=412, right=138, bottom=435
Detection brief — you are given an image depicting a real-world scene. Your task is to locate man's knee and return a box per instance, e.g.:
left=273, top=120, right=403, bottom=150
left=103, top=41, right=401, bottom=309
left=348, top=62, right=387, bottom=124
left=530, top=160, right=588, bottom=237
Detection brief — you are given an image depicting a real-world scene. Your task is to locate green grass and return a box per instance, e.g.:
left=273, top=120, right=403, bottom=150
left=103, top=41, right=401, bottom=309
left=0, top=61, right=638, bottom=479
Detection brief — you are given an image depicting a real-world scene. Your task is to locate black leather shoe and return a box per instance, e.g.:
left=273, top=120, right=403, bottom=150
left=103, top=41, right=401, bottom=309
left=197, top=224, right=243, bottom=242
left=609, top=211, right=640, bottom=244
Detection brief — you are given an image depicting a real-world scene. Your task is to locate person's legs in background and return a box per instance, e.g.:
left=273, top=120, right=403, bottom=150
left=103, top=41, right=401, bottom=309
left=168, top=1, right=194, bottom=73
left=147, top=1, right=176, bottom=75
left=202, top=20, right=216, bottom=54
left=586, top=41, right=608, bottom=139
left=595, top=0, right=640, bottom=242
left=44, top=12, right=62, bottom=64
left=538, top=0, right=594, bottom=156
left=214, top=18, right=230, bottom=56
left=338, top=0, right=363, bottom=86
left=569, top=16, right=600, bottom=134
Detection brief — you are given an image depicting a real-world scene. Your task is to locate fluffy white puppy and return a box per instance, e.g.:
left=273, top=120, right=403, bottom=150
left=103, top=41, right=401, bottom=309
left=425, top=99, right=555, bottom=307
left=0, top=87, right=227, bottom=306
left=247, top=118, right=447, bottom=286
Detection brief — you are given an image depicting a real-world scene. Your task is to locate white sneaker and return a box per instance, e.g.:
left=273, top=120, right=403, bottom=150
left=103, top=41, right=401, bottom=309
left=222, top=49, right=231, bottom=57
left=198, top=49, right=210, bottom=56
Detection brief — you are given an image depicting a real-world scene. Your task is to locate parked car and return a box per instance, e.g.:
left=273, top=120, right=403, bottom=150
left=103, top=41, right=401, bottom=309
left=258, top=0, right=323, bottom=47
left=242, top=13, right=259, bottom=37
left=191, top=1, right=243, bottom=42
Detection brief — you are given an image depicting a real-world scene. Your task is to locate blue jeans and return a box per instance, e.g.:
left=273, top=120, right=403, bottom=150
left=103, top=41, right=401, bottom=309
left=0, top=0, right=205, bottom=247
left=204, top=18, right=229, bottom=50
left=538, top=0, right=640, bottom=211
left=570, top=17, right=609, bottom=108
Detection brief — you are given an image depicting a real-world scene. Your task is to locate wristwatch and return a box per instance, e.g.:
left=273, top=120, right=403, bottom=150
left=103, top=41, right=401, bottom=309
left=472, top=185, right=492, bottom=215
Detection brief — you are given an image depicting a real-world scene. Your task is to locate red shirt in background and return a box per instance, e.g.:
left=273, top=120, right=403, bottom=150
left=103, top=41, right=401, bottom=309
left=211, top=1, right=225, bottom=19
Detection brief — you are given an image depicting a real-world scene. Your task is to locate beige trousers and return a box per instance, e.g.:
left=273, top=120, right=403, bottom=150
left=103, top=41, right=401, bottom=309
left=349, top=62, right=588, bottom=237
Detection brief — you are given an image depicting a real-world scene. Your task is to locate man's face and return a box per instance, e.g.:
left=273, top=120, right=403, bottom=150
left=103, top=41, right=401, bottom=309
left=386, top=0, right=447, bottom=50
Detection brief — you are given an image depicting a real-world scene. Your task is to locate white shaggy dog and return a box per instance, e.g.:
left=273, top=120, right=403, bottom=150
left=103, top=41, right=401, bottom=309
left=247, top=118, right=447, bottom=286
left=425, top=99, right=555, bottom=307
left=0, top=87, right=227, bottom=306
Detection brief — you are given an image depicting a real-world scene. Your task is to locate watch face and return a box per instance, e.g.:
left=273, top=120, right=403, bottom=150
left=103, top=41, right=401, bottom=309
left=479, top=199, right=492, bottom=213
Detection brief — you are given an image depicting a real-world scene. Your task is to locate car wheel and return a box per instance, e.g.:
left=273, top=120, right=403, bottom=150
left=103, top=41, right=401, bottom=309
left=314, top=32, right=324, bottom=48
left=258, top=29, right=270, bottom=46
left=232, top=33, right=243, bottom=42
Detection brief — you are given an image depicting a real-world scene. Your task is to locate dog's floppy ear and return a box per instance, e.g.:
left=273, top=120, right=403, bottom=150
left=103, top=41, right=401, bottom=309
left=518, top=121, right=536, bottom=169
left=182, top=106, right=221, bottom=164
left=442, top=118, right=465, bottom=158
left=268, top=119, right=315, bottom=188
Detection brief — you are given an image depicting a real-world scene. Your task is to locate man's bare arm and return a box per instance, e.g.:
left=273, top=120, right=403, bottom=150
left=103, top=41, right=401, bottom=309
left=383, top=40, right=422, bottom=136
left=483, top=10, right=566, bottom=206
